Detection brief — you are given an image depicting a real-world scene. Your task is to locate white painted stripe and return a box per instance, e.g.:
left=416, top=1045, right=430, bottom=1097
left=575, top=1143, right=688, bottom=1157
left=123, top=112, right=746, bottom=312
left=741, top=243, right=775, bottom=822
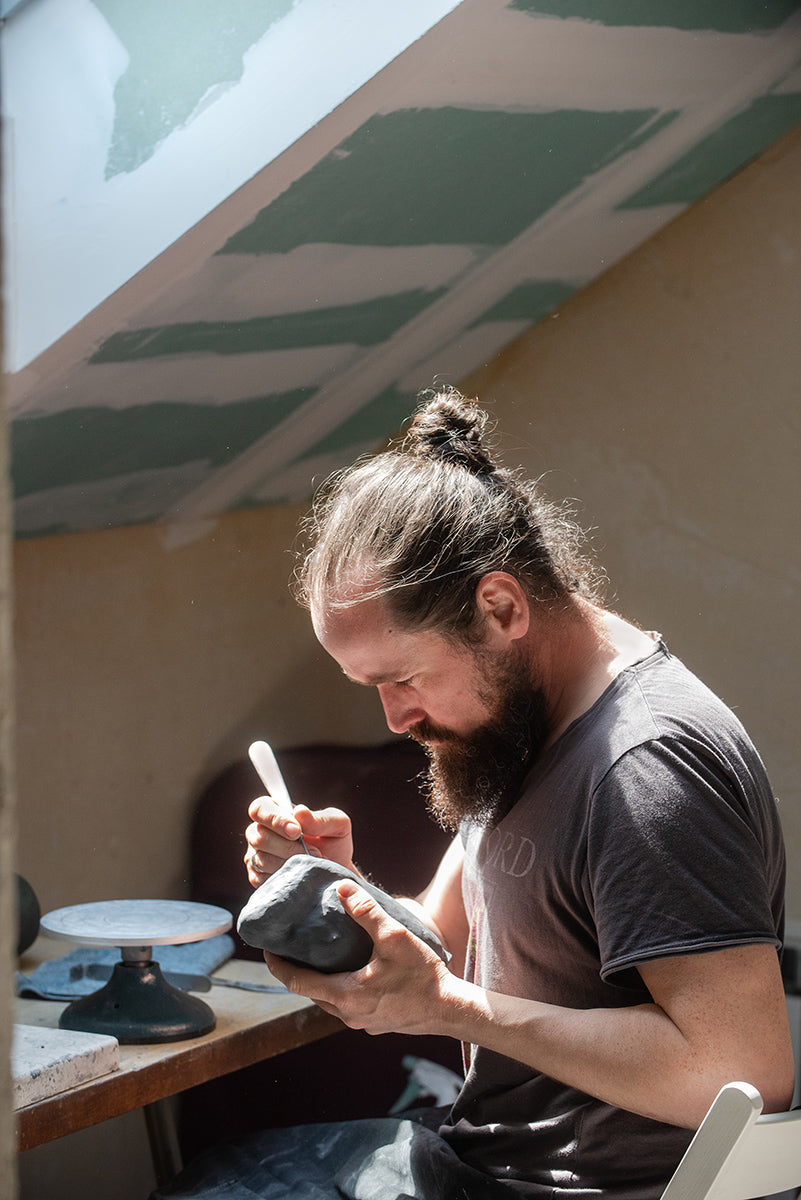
left=9, top=345, right=361, bottom=417
left=134, top=244, right=478, bottom=325
left=15, top=461, right=210, bottom=534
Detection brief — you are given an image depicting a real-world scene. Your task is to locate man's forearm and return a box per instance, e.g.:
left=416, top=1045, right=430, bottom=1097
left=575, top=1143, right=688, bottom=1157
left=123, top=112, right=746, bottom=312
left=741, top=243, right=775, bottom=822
left=437, top=977, right=710, bottom=1128
left=433, top=945, right=794, bottom=1130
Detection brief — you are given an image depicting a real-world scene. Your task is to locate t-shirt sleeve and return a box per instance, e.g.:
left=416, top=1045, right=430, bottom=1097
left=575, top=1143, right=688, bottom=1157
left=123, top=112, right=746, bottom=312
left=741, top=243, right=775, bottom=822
left=586, top=736, right=782, bottom=982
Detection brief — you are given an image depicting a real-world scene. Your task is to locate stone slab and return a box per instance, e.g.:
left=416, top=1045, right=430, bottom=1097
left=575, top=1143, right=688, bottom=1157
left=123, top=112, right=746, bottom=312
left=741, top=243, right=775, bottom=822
left=11, top=1023, right=120, bottom=1109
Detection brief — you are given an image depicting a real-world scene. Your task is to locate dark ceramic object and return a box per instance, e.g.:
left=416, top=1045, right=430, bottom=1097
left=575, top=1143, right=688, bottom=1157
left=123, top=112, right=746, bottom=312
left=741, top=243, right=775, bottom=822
left=237, top=856, right=448, bottom=974
left=16, top=874, right=40, bottom=955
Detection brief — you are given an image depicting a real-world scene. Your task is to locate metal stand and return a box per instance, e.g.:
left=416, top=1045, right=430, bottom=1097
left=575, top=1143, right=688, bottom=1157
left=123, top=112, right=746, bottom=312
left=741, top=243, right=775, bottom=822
left=59, top=946, right=216, bottom=1043
left=40, top=899, right=232, bottom=1045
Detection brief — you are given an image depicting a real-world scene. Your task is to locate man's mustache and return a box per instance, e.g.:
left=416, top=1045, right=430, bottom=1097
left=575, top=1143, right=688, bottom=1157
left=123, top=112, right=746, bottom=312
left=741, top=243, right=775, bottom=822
left=408, top=720, right=459, bottom=745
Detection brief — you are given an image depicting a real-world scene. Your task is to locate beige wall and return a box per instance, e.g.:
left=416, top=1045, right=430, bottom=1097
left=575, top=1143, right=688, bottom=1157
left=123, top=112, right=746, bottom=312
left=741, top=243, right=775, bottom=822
left=13, top=503, right=390, bottom=915
left=464, top=123, right=801, bottom=917
left=13, top=124, right=801, bottom=932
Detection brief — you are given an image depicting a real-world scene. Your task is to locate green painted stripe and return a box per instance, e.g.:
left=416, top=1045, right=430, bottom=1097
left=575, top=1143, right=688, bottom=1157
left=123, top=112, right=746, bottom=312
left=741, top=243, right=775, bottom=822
left=295, top=386, right=419, bottom=464
left=474, top=280, right=579, bottom=325
left=89, top=289, right=446, bottom=363
left=218, top=106, right=662, bottom=253
left=508, top=0, right=801, bottom=31
left=97, top=0, right=293, bottom=178
left=619, top=93, right=801, bottom=208
left=16, top=522, right=75, bottom=540
left=11, top=389, right=315, bottom=496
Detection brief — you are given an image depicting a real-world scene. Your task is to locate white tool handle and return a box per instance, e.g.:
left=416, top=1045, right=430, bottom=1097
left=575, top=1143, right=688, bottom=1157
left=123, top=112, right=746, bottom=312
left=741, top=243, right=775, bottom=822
left=248, top=741, right=310, bottom=855
left=248, top=741, right=293, bottom=813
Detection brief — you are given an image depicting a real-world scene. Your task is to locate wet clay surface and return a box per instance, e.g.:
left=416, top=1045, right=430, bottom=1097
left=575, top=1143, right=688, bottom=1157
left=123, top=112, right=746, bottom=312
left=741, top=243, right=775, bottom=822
left=237, top=856, right=448, bottom=974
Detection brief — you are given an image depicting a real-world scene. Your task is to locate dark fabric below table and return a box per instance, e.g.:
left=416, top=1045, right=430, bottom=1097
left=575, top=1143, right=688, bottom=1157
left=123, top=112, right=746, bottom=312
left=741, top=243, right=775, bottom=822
left=150, top=1110, right=516, bottom=1200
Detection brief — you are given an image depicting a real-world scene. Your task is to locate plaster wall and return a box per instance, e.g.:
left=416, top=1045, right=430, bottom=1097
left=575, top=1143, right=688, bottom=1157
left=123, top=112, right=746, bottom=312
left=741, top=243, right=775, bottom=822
left=13, top=501, right=390, bottom=917
left=12, top=124, right=801, bottom=930
left=1, top=0, right=463, bottom=371
left=464, top=122, right=801, bottom=917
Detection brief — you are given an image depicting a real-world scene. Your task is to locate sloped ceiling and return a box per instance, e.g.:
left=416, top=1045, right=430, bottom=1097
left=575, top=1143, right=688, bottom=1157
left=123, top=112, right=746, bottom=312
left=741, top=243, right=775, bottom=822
left=4, top=0, right=801, bottom=542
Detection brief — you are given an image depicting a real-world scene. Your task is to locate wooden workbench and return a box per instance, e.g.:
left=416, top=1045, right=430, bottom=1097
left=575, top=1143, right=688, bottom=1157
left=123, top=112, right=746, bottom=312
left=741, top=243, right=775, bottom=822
left=15, top=955, right=343, bottom=1152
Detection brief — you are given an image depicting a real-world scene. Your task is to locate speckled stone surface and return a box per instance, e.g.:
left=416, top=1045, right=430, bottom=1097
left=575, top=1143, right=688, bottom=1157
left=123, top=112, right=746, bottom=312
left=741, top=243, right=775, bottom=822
left=12, top=1024, right=120, bottom=1108
left=237, top=856, right=448, bottom=974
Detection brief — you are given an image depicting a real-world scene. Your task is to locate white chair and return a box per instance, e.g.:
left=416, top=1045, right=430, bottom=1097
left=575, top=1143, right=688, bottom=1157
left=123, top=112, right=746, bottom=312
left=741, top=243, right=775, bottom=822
left=660, top=1082, right=801, bottom=1200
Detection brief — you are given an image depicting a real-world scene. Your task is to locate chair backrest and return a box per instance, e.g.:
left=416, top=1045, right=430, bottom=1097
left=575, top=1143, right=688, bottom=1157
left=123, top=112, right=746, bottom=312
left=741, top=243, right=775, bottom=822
left=660, top=1082, right=801, bottom=1200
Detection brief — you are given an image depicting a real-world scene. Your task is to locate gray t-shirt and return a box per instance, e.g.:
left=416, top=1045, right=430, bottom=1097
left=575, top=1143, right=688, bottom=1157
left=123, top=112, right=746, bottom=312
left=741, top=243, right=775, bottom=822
left=439, top=642, right=785, bottom=1199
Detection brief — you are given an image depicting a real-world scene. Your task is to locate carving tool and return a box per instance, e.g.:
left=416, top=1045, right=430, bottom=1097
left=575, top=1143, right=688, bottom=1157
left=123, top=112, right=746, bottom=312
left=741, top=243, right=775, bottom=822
left=248, top=740, right=311, bottom=855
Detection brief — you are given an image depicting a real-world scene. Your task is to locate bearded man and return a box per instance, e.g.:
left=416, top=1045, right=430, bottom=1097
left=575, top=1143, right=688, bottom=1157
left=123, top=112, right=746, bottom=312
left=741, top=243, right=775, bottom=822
left=156, top=389, right=792, bottom=1200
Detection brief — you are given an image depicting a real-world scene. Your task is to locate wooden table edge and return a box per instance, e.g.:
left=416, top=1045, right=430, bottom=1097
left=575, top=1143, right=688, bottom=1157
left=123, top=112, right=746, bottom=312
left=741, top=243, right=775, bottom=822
left=16, top=1004, right=344, bottom=1151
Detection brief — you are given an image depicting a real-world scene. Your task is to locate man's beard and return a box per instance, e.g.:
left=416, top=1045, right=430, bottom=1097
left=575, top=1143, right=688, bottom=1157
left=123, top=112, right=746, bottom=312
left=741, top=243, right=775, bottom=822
left=409, top=648, right=551, bottom=832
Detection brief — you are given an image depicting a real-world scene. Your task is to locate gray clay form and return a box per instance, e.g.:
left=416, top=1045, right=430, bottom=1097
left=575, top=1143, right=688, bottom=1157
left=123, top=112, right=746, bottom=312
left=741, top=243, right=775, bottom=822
left=237, top=856, right=448, bottom=974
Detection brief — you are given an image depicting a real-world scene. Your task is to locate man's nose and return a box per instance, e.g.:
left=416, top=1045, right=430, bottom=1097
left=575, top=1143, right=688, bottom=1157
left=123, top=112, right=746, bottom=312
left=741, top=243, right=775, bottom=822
left=376, top=684, right=424, bottom=735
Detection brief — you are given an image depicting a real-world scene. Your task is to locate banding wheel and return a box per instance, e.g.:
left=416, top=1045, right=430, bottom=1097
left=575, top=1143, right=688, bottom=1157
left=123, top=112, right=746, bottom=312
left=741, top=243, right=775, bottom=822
left=40, top=899, right=233, bottom=1044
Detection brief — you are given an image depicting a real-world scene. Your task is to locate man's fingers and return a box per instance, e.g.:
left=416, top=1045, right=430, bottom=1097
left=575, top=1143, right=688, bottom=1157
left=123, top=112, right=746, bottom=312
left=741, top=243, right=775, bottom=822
left=336, top=880, right=396, bottom=936
left=264, top=952, right=346, bottom=1005
left=295, top=806, right=352, bottom=839
left=247, top=799, right=303, bottom=842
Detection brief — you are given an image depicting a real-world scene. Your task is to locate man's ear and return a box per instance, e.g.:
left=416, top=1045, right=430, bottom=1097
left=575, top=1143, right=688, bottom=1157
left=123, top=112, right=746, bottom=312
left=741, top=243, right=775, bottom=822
left=475, top=572, right=530, bottom=643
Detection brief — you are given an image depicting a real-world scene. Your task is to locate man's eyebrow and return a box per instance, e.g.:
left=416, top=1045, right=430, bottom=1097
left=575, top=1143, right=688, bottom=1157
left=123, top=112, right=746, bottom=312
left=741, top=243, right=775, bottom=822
left=340, top=667, right=402, bottom=686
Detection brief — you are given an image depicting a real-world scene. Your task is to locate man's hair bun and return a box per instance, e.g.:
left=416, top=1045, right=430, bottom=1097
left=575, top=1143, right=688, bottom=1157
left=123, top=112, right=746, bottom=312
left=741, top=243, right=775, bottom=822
left=295, top=384, right=604, bottom=634
left=403, top=387, right=495, bottom=477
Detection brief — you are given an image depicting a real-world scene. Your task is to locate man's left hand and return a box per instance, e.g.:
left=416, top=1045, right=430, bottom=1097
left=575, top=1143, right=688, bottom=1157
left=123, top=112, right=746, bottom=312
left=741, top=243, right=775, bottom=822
left=264, top=879, right=455, bottom=1036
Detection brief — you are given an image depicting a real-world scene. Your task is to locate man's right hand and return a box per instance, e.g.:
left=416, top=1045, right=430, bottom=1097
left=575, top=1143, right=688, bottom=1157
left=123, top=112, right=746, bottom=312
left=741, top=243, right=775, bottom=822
left=244, top=798, right=355, bottom=888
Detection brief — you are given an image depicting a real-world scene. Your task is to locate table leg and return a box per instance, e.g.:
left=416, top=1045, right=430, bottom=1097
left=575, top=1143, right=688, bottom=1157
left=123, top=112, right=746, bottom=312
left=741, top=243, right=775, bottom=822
left=143, top=1097, right=183, bottom=1187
